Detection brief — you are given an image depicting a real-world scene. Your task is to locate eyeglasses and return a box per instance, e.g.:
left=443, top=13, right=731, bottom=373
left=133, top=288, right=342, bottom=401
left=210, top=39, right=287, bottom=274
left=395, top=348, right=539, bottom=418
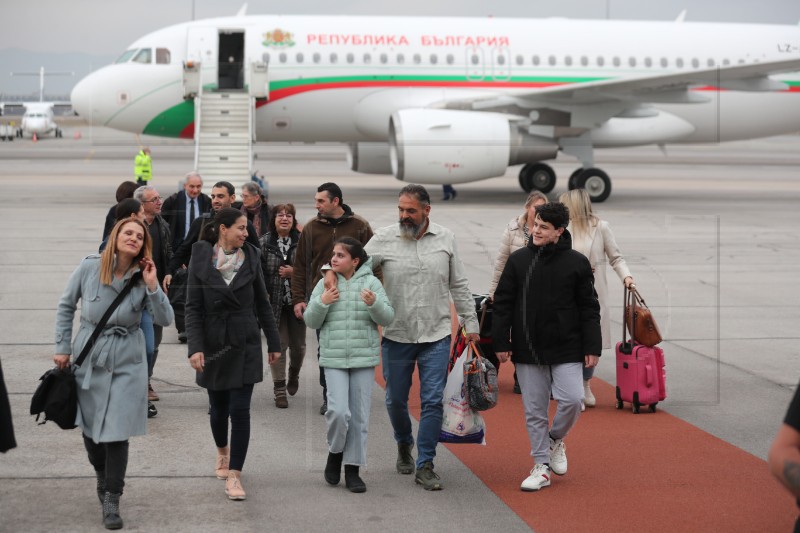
left=142, top=196, right=162, bottom=203
left=276, top=213, right=293, bottom=218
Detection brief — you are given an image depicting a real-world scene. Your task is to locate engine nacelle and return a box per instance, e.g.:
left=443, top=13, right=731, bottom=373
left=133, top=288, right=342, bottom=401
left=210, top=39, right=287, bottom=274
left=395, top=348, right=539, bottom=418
left=347, top=142, right=393, bottom=175
left=591, top=112, right=695, bottom=147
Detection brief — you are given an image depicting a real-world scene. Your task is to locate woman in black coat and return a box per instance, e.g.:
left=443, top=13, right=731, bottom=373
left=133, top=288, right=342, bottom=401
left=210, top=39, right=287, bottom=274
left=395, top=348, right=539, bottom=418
left=186, top=208, right=280, bottom=501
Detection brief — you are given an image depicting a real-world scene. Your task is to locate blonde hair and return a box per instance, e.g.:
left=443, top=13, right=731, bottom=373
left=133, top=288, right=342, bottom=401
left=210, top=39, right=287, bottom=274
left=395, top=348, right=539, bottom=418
left=558, top=189, right=598, bottom=238
left=524, top=190, right=548, bottom=209
left=100, top=219, right=152, bottom=285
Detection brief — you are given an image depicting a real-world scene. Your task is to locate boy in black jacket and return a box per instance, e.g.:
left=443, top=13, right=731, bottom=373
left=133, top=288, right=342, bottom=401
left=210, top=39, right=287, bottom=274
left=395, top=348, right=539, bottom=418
left=493, top=202, right=601, bottom=492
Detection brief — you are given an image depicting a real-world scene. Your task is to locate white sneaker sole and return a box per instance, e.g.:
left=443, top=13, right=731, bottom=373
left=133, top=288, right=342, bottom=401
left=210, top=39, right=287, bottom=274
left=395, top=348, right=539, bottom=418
left=521, top=480, right=551, bottom=492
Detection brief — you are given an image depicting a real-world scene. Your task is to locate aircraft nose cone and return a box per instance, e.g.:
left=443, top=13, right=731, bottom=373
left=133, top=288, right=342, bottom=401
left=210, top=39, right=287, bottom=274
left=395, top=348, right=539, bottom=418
left=70, top=75, right=92, bottom=120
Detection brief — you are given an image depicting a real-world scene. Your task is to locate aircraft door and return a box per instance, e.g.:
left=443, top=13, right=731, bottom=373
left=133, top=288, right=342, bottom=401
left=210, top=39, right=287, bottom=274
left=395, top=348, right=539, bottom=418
left=466, top=47, right=485, bottom=81
left=187, top=26, right=218, bottom=90
left=218, top=31, right=245, bottom=90
left=492, top=47, right=511, bottom=81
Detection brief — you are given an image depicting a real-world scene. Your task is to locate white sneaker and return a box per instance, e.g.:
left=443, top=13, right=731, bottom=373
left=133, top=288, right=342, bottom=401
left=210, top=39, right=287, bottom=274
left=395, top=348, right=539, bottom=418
left=520, top=463, right=551, bottom=491
left=583, top=380, right=596, bottom=408
left=549, top=437, right=568, bottom=475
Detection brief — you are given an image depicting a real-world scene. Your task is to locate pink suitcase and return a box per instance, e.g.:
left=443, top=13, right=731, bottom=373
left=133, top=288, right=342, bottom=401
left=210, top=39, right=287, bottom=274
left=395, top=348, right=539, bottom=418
left=615, top=287, right=666, bottom=414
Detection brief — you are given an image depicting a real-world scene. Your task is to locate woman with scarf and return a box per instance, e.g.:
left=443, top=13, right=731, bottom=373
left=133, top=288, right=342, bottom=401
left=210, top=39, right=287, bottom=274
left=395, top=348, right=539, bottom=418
left=186, top=207, right=281, bottom=501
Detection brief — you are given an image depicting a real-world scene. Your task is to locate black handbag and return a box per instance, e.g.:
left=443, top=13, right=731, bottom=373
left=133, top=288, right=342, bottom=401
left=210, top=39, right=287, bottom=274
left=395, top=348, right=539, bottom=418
left=31, top=273, right=142, bottom=429
left=463, top=341, right=499, bottom=412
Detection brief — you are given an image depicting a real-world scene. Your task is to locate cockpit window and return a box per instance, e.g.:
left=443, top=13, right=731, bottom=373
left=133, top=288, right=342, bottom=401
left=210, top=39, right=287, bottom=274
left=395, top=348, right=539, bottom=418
left=156, top=48, right=171, bottom=64
left=132, top=48, right=152, bottom=64
left=115, top=49, right=138, bottom=64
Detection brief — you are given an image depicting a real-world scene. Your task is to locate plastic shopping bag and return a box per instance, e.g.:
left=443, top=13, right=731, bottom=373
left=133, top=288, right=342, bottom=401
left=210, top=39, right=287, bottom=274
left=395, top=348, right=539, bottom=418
left=439, top=345, right=486, bottom=445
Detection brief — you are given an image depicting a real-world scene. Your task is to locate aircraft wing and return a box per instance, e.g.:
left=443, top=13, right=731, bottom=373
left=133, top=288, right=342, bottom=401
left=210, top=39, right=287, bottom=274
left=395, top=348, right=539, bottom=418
left=445, top=58, right=800, bottom=114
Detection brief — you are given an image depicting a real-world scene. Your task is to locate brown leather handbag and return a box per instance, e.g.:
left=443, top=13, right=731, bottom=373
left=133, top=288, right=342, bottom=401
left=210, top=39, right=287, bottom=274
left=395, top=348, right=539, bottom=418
left=625, top=287, right=663, bottom=347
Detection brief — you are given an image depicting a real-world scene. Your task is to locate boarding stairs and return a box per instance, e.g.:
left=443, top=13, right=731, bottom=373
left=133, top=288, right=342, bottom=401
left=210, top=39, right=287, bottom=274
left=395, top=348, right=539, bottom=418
left=193, top=91, right=253, bottom=190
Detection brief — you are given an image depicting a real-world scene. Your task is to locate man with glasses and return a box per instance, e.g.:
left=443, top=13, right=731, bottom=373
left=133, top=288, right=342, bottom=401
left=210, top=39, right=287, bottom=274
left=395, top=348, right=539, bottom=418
left=134, top=186, right=172, bottom=403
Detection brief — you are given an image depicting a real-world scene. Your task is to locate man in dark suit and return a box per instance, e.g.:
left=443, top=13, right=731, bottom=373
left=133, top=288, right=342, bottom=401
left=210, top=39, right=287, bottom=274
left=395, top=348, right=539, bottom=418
left=161, top=172, right=212, bottom=252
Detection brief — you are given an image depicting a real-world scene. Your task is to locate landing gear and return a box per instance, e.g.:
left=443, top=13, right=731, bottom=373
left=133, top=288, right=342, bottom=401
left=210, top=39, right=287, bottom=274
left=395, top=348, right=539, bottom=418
left=518, top=163, right=556, bottom=194
left=573, top=167, right=612, bottom=203
left=55, top=128, right=63, bottom=138
left=567, top=168, right=583, bottom=190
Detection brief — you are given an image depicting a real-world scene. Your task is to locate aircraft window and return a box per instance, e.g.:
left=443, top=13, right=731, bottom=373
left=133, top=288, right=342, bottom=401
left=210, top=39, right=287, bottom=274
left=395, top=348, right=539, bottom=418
left=296, top=53, right=304, bottom=63
left=580, top=56, right=588, bottom=66
left=628, top=57, right=636, bottom=67
left=722, top=58, right=730, bottom=66
left=532, top=55, right=540, bottom=66
left=132, top=48, right=152, bottom=64
left=363, top=53, right=372, bottom=64
left=330, top=53, right=338, bottom=63
left=263, top=53, right=271, bottom=64
left=660, top=57, right=668, bottom=67
left=516, top=55, right=524, bottom=66
left=691, top=58, right=699, bottom=68
left=548, top=55, right=556, bottom=66
left=471, top=54, right=480, bottom=65
left=346, top=53, right=354, bottom=64
left=496, top=54, right=506, bottom=66
left=564, top=56, right=572, bottom=66
left=156, top=48, right=171, bottom=64
left=676, top=58, right=684, bottom=68
left=380, top=53, right=388, bottom=64
left=446, top=54, right=454, bottom=65
left=397, top=54, right=405, bottom=64
left=279, top=53, right=287, bottom=63
left=313, top=53, right=321, bottom=63
left=413, top=53, right=421, bottom=64
left=613, top=56, right=621, bottom=67
left=644, top=57, right=652, bottom=67
left=115, top=49, right=137, bottom=64
left=738, top=58, right=745, bottom=64
left=707, top=58, right=715, bottom=67
left=596, top=56, right=605, bottom=67
left=430, top=54, right=438, bottom=64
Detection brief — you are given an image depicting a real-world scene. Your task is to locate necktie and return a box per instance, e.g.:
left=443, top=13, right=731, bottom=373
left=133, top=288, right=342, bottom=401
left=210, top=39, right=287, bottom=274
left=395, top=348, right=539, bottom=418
left=190, top=198, right=196, bottom=223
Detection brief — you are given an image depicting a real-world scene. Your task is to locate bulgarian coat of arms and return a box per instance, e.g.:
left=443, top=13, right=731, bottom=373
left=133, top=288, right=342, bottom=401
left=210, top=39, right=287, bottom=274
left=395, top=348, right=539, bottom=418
left=263, top=29, right=295, bottom=48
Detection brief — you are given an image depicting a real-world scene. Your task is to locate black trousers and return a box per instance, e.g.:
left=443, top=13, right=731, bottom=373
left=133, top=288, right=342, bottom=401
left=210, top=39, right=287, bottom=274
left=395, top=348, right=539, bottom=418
left=208, top=384, right=254, bottom=471
left=83, top=434, right=129, bottom=494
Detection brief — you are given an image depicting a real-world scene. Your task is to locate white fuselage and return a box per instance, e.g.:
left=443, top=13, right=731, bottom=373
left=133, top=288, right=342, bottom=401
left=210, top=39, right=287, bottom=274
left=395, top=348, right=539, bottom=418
left=71, top=15, right=800, bottom=144
left=19, top=103, right=58, bottom=138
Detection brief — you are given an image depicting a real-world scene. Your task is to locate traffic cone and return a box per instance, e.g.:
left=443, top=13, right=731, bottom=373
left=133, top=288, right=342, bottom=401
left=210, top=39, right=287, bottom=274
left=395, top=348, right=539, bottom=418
left=32, top=133, right=37, bottom=142
left=74, top=131, right=82, bottom=140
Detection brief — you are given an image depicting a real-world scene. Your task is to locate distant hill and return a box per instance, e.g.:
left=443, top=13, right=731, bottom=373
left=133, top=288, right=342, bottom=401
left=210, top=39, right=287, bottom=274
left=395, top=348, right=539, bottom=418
left=0, top=48, right=116, bottom=100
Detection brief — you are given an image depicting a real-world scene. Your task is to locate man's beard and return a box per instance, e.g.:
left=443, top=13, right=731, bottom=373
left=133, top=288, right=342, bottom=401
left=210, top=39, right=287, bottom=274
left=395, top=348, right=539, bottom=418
left=399, top=218, right=423, bottom=240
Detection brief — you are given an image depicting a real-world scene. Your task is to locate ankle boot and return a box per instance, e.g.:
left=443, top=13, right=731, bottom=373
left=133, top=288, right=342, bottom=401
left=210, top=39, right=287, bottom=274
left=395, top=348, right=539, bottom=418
left=225, top=470, right=246, bottom=500
left=287, top=367, right=300, bottom=396
left=102, top=492, right=123, bottom=530
left=324, top=452, right=343, bottom=485
left=344, top=465, right=366, bottom=493
left=95, top=470, right=106, bottom=504
left=274, top=380, right=288, bottom=408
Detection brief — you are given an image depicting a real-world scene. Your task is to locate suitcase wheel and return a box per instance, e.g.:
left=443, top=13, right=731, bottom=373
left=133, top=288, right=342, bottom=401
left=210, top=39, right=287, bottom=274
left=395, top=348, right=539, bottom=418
left=632, top=392, right=640, bottom=414
left=649, top=403, right=657, bottom=413
left=615, top=399, right=623, bottom=410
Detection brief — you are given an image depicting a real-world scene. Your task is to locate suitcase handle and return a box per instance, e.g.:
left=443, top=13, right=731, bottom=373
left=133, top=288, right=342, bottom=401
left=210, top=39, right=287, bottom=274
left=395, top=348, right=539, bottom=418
left=645, top=363, right=654, bottom=387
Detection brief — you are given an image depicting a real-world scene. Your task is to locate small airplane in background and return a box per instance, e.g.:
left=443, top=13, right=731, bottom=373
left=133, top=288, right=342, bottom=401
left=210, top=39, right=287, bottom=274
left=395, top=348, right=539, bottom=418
left=0, top=67, right=73, bottom=140
left=70, top=10, right=800, bottom=201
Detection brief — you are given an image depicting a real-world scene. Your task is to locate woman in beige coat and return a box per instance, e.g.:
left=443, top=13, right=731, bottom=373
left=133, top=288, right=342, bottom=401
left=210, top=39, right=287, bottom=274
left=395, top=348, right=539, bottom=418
left=559, top=189, right=634, bottom=408
left=488, top=191, right=548, bottom=393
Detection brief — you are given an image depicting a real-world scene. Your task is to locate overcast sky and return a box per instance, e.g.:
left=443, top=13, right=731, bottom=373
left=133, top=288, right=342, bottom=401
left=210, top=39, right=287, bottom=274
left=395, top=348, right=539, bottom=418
left=3, top=0, right=800, bottom=55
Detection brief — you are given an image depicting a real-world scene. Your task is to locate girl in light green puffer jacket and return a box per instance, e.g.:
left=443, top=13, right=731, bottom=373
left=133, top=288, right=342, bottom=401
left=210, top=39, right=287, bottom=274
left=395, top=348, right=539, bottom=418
left=304, top=237, right=394, bottom=493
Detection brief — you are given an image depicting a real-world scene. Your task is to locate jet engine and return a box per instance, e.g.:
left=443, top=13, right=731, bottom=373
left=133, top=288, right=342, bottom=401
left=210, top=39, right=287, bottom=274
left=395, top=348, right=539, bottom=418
left=347, top=142, right=393, bottom=174
left=389, top=109, right=557, bottom=184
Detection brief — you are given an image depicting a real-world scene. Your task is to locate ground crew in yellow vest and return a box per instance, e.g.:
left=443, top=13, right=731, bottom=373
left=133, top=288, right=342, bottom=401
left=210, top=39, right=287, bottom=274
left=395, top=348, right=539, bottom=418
left=135, top=147, right=152, bottom=185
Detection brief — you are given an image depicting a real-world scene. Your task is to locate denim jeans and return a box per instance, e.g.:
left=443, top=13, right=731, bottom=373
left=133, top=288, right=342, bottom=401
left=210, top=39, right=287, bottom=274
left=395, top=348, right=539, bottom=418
left=382, top=336, right=450, bottom=468
left=141, top=309, right=155, bottom=373
left=324, top=367, right=374, bottom=466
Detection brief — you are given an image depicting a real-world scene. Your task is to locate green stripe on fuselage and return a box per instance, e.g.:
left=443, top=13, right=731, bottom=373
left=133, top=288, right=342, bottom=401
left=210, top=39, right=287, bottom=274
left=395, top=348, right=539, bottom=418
left=269, top=74, right=610, bottom=90
left=143, top=100, right=194, bottom=137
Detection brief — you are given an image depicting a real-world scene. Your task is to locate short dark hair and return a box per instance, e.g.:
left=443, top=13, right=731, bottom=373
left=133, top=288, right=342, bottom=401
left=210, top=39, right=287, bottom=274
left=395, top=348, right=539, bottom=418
left=535, top=202, right=570, bottom=229
left=115, top=198, right=142, bottom=221
left=399, top=184, right=430, bottom=207
left=268, top=203, right=296, bottom=234
left=318, top=182, right=343, bottom=204
left=334, top=237, right=369, bottom=271
left=115, top=181, right=139, bottom=203
left=212, top=181, right=235, bottom=195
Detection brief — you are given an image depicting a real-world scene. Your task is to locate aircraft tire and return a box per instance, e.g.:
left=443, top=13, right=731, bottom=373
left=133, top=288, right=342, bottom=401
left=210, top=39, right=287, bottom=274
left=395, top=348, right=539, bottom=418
left=575, top=168, right=612, bottom=203
left=520, top=163, right=556, bottom=194
left=568, top=168, right=583, bottom=190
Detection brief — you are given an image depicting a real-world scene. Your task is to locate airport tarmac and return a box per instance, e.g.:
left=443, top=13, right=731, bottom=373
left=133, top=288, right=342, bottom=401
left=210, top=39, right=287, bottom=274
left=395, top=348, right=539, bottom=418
left=0, top=129, right=798, bottom=531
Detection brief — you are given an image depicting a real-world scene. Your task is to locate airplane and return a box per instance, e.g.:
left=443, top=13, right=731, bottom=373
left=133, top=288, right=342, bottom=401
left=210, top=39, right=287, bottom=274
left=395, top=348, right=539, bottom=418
left=1, top=67, right=73, bottom=139
left=69, top=11, right=800, bottom=201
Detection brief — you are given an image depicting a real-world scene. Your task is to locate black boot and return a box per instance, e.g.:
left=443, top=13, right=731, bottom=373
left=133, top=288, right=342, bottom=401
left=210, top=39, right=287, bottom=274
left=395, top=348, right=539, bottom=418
left=102, top=492, right=123, bottom=530
left=95, top=470, right=106, bottom=504
left=344, top=465, right=366, bottom=493
left=324, top=452, right=343, bottom=485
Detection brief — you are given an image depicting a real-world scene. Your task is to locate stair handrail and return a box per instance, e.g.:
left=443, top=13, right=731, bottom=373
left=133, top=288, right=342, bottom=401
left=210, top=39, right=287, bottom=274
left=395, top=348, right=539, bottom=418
left=193, top=67, right=204, bottom=172
left=248, top=93, right=254, bottom=179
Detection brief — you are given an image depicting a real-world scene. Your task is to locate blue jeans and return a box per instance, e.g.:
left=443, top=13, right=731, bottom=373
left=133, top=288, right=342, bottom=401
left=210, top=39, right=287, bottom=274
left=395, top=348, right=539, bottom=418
left=382, top=336, right=450, bottom=469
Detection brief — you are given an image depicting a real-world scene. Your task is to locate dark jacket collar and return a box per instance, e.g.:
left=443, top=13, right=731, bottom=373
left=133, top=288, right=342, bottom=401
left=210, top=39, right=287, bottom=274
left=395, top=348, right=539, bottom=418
left=316, top=203, right=354, bottom=226
left=529, top=228, right=573, bottom=259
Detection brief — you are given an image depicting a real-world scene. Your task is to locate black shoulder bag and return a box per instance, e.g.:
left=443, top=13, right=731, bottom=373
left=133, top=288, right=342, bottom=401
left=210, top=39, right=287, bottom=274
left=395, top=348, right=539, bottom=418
left=31, top=273, right=142, bottom=429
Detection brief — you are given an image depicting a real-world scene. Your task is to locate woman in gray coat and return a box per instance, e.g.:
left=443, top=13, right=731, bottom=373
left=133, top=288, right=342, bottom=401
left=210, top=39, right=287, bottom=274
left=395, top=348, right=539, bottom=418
left=186, top=208, right=281, bottom=501
left=54, top=218, right=174, bottom=530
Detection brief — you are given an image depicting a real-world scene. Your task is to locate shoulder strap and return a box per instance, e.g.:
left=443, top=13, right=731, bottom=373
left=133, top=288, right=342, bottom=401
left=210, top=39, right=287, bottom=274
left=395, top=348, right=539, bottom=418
left=73, top=273, right=143, bottom=368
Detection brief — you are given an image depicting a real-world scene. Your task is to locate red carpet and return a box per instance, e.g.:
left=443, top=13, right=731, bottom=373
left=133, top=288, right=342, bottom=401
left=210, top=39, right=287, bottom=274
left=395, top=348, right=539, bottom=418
left=374, top=362, right=797, bottom=532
